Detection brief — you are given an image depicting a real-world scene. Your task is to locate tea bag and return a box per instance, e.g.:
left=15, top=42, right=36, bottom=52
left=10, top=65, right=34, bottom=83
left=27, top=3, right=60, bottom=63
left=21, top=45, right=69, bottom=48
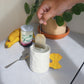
left=35, top=34, right=46, bottom=49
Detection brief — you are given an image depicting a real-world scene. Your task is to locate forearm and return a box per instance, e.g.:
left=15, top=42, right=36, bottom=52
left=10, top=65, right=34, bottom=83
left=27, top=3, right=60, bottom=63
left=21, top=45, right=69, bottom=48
left=72, top=0, right=84, bottom=4
left=77, top=0, right=84, bottom=3
left=67, top=0, right=84, bottom=9
left=37, top=0, right=84, bottom=25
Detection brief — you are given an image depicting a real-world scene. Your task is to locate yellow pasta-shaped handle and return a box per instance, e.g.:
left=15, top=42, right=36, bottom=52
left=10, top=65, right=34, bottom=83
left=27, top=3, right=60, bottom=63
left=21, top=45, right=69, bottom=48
left=49, top=53, right=62, bottom=69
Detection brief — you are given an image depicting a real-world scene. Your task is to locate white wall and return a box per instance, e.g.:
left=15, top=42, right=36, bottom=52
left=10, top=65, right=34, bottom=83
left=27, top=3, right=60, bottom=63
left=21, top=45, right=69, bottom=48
left=67, top=13, right=84, bottom=34
left=0, top=0, right=38, bottom=42
left=0, top=0, right=84, bottom=42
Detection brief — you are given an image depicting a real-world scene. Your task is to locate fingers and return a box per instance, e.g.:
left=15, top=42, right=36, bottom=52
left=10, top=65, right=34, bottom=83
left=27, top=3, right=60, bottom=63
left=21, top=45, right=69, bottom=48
left=37, top=1, right=52, bottom=25
left=43, top=9, right=54, bottom=21
left=37, top=0, right=64, bottom=25
left=39, top=8, right=56, bottom=25
left=37, top=2, right=48, bottom=19
left=39, top=19, right=47, bottom=25
left=37, top=3, right=56, bottom=25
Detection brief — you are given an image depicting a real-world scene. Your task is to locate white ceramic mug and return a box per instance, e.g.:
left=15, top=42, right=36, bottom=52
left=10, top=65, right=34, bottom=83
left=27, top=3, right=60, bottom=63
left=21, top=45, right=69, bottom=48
left=30, top=44, right=51, bottom=73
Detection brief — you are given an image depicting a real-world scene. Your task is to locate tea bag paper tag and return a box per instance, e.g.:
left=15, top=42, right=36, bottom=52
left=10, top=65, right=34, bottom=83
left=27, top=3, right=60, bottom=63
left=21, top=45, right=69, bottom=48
left=35, top=34, right=46, bottom=49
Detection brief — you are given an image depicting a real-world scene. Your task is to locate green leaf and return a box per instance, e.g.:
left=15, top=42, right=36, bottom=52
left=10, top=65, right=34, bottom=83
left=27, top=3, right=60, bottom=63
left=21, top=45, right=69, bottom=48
left=31, top=5, right=37, bottom=15
left=79, top=3, right=84, bottom=11
left=24, top=2, right=30, bottom=14
left=63, top=12, right=73, bottom=22
left=26, top=15, right=33, bottom=25
left=35, top=0, right=39, bottom=7
left=25, top=0, right=40, bottom=25
left=55, top=16, right=64, bottom=26
left=72, top=3, right=83, bottom=15
left=31, top=0, right=39, bottom=15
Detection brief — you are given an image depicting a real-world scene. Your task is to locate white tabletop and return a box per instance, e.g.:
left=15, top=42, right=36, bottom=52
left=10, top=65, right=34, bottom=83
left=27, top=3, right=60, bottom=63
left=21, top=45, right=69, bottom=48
left=0, top=24, right=84, bottom=84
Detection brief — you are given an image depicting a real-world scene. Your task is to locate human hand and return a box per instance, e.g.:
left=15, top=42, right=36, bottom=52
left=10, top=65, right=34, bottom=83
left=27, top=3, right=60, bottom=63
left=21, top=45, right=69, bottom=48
left=37, top=0, right=77, bottom=25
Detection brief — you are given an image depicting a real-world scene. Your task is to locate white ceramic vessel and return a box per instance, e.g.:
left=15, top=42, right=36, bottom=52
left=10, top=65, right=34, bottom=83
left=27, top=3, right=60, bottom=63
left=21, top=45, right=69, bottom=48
left=30, top=44, right=51, bottom=73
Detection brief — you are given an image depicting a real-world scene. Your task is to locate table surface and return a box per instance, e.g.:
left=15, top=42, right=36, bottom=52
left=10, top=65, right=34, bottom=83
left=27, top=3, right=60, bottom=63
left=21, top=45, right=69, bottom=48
left=0, top=24, right=84, bottom=84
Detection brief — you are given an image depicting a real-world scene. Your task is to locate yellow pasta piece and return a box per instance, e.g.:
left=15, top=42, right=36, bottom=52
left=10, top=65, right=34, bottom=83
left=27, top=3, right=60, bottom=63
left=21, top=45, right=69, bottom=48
left=49, top=53, right=62, bottom=69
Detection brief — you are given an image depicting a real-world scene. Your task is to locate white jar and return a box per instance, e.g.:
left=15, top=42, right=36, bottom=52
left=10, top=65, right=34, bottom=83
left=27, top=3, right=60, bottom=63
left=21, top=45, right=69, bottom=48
left=30, top=44, right=51, bottom=73
left=20, top=25, right=33, bottom=47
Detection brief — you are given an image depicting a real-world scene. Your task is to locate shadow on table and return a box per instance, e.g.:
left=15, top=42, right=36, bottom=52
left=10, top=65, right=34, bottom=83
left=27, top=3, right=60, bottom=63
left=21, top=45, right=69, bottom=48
left=0, top=68, right=4, bottom=84
left=21, top=47, right=30, bottom=68
left=21, top=39, right=84, bottom=84
left=46, top=39, right=84, bottom=84
left=69, top=32, right=84, bottom=48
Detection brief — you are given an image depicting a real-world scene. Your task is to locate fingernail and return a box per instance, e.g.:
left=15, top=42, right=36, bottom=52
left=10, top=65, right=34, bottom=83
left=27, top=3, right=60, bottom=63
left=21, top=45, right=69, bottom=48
left=44, top=22, right=47, bottom=25
left=39, top=20, right=44, bottom=24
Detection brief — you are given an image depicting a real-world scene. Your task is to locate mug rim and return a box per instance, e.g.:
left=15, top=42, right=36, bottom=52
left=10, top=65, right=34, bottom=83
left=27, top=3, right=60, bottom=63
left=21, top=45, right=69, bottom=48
left=30, top=44, right=51, bottom=54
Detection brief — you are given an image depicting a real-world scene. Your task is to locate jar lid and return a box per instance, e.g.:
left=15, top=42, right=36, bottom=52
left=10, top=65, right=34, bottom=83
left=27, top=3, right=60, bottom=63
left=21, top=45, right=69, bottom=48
left=21, top=25, right=33, bottom=32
